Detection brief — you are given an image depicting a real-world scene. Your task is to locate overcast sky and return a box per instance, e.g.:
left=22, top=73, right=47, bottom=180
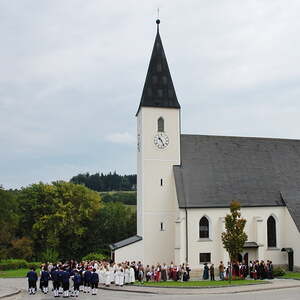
left=1, top=0, right=300, bottom=189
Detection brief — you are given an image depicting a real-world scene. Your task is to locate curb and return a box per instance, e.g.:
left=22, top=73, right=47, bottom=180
left=131, top=281, right=270, bottom=289
left=98, top=281, right=300, bottom=295
left=98, top=286, right=158, bottom=294
left=0, top=290, right=21, bottom=299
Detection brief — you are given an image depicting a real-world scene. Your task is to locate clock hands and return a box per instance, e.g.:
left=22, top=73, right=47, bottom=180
left=158, top=136, right=165, bottom=146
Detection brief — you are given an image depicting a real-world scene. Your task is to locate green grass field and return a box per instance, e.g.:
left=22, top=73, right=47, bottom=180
left=281, top=272, right=300, bottom=279
left=134, top=279, right=266, bottom=287
left=0, top=268, right=40, bottom=278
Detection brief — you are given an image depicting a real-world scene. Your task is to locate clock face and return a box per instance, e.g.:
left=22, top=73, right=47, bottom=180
left=154, top=132, right=169, bottom=149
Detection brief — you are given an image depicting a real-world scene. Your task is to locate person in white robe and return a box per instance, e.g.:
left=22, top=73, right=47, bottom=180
left=119, top=266, right=124, bottom=286
left=124, top=266, right=130, bottom=284
left=129, top=265, right=135, bottom=284
left=109, top=264, right=115, bottom=284
left=105, top=267, right=111, bottom=287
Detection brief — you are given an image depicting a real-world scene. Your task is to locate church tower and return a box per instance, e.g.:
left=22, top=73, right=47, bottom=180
left=136, top=20, right=181, bottom=264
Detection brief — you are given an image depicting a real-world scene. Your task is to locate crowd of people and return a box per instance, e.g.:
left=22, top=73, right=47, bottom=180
left=202, top=260, right=274, bottom=281
left=26, top=259, right=275, bottom=297
left=26, top=260, right=191, bottom=297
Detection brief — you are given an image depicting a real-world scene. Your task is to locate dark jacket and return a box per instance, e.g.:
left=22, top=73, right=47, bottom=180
left=27, top=271, right=38, bottom=282
left=91, top=272, right=99, bottom=283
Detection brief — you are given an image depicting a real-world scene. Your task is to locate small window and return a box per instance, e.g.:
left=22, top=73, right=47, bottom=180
left=199, top=216, right=209, bottom=238
left=200, top=253, right=211, bottom=263
left=160, top=222, right=164, bottom=231
left=157, top=63, right=162, bottom=72
left=158, top=117, right=164, bottom=132
left=160, top=178, right=163, bottom=186
left=267, top=216, right=277, bottom=247
left=157, top=89, right=163, bottom=98
left=162, top=76, right=168, bottom=85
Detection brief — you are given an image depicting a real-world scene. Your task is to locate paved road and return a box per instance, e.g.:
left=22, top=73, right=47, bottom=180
left=1, top=278, right=300, bottom=300
left=11, top=287, right=300, bottom=300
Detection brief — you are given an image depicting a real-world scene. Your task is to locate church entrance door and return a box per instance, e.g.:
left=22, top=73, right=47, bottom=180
left=238, top=253, right=243, bottom=263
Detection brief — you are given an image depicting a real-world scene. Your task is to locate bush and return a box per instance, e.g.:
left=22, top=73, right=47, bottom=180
left=41, top=248, right=59, bottom=263
left=82, top=252, right=109, bottom=261
left=0, top=259, right=28, bottom=270
left=9, top=237, right=33, bottom=261
left=273, top=267, right=286, bottom=277
left=27, top=262, right=41, bottom=270
left=0, top=259, right=41, bottom=271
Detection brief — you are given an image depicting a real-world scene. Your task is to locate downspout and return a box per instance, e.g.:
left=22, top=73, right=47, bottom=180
left=185, top=207, right=188, bottom=264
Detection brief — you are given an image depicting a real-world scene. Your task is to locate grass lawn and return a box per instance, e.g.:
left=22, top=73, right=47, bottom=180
left=280, top=272, right=300, bottom=279
left=134, top=279, right=266, bottom=287
left=0, top=268, right=40, bottom=278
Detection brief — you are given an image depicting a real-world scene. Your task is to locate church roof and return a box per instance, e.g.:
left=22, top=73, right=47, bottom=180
left=109, top=235, right=142, bottom=251
left=136, top=20, right=180, bottom=115
left=174, top=134, right=300, bottom=230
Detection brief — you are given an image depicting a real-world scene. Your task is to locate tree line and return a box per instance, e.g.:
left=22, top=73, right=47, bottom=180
left=70, top=172, right=136, bottom=192
left=0, top=181, right=136, bottom=262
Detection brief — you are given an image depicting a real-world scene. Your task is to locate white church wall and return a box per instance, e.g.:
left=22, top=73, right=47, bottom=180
left=185, top=206, right=294, bottom=269
left=114, top=241, right=144, bottom=264
left=137, top=106, right=181, bottom=266
left=136, top=112, right=143, bottom=237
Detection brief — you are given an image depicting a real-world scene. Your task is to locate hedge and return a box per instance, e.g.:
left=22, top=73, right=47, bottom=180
left=0, top=259, right=41, bottom=271
left=81, top=253, right=109, bottom=262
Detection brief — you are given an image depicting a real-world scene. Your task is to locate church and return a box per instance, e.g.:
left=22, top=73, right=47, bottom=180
left=110, top=20, right=300, bottom=271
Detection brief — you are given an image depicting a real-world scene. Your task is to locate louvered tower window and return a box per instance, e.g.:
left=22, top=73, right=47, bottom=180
left=158, top=117, right=164, bottom=132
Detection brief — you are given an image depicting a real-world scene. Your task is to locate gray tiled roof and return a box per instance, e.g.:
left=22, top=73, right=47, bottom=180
left=174, top=134, right=300, bottom=230
left=136, top=29, right=180, bottom=115
left=109, top=235, right=142, bottom=251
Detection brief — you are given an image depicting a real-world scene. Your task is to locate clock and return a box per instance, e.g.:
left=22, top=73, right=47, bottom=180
left=154, top=132, right=169, bottom=149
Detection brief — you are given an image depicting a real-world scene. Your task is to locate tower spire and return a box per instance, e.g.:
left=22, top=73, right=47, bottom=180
left=136, top=20, right=180, bottom=115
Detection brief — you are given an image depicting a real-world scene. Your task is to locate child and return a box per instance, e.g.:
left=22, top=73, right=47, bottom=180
left=40, top=267, right=50, bottom=294
left=91, top=268, right=99, bottom=295
left=26, top=267, right=38, bottom=295
left=51, top=267, right=60, bottom=298
left=72, top=270, right=81, bottom=298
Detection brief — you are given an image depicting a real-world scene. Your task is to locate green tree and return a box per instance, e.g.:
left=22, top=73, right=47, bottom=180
left=221, top=201, right=248, bottom=281
left=82, top=202, right=136, bottom=255
left=0, top=187, right=19, bottom=259
left=18, top=181, right=101, bottom=260
left=9, top=237, right=34, bottom=261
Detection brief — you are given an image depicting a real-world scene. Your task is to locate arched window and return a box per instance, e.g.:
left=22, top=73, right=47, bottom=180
left=158, top=117, right=164, bottom=132
left=267, top=216, right=277, bottom=247
left=199, top=216, right=209, bottom=238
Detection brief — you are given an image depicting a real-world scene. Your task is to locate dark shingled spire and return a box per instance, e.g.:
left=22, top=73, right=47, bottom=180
left=136, top=19, right=180, bottom=115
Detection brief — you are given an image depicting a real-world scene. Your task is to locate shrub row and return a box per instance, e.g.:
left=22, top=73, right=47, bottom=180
left=81, top=253, right=109, bottom=262
left=273, top=266, right=286, bottom=277
left=0, top=259, right=41, bottom=271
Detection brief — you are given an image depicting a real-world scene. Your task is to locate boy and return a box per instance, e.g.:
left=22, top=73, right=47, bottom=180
left=91, top=268, right=99, bottom=295
left=26, top=267, right=38, bottom=295
left=72, top=270, right=81, bottom=298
